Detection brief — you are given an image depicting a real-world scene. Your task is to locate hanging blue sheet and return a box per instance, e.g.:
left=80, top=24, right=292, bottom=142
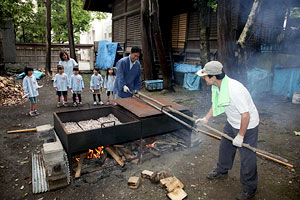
left=247, top=67, right=272, bottom=97
left=183, top=73, right=201, bottom=91
left=272, top=65, right=300, bottom=98
left=174, top=62, right=202, bottom=73
left=96, top=40, right=119, bottom=70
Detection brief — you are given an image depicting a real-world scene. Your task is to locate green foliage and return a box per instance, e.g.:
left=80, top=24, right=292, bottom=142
left=93, top=12, right=108, bottom=21
left=207, top=0, right=217, bottom=12
left=192, top=0, right=218, bottom=12
left=290, top=7, right=300, bottom=19
left=0, top=0, right=107, bottom=43
left=52, top=0, right=93, bottom=43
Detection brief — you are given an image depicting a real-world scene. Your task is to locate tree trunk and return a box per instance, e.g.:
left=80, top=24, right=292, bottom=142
left=66, top=0, right=77, bottom=62
left=199, top=0, right=211, bottom=66
left=217, top=0, right=236, bottom=77
left=45, top=0, right=51, bottom=75
left=237, top=0, right=262, bottom=83
left=151, top=0, right=172, bottom=89
left=237, top=0, right=262, bottom=49
left=141, top=0, right=154, bottom=80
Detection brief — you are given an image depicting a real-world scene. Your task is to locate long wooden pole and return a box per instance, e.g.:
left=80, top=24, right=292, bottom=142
left=135, top=92, right=294, bottom=168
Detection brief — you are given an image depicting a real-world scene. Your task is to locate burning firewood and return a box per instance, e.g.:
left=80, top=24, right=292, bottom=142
left=105, top=147, right=125, bottom=167
left=75, top=153, right=85, bottom=178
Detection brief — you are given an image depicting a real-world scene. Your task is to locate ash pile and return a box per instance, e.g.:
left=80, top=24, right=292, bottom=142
left=0, top=76, right=24, bottom=106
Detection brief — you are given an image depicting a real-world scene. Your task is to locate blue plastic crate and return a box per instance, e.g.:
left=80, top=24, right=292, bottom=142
left=144, top=80, right=163, bottom=91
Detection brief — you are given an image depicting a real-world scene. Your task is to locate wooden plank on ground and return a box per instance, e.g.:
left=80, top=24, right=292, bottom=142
left=160, top=177, right=175, bottom=186
left=166, top=177, right=184, bottom=192
left=167, top=187, right=187, bottom=200
left=128, top=176, right=140, bottom=189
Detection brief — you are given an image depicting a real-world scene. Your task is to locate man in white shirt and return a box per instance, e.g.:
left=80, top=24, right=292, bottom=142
left=196, top=61, right=259, bottom=200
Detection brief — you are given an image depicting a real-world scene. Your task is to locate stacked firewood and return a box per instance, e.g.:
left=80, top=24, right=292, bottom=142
left=0, top=76, right=24, bottom=106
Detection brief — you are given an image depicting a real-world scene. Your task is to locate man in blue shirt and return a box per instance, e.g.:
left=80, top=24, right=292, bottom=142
left=114, top=46, right=142, bottom=98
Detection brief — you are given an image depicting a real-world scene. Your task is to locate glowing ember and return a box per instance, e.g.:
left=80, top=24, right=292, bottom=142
left=146, top=142, right=156, bottom=147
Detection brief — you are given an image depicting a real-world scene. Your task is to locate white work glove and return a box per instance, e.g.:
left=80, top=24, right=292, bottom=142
left=195, top=117, right=208, bottom=124
left=123, top=85, right=130, bottom=93
left=232, top=134, right=244, bottom=147
left=37, top=85, right=43, bottom=89
left=133, top=90, right=138, bottom=94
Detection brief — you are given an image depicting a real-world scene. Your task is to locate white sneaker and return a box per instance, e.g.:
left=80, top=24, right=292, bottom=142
left=29, top=111, right=37, bottom=117
left=93, top=101, right=97, bottom=105
left=98, top=101, right=104, bottom=105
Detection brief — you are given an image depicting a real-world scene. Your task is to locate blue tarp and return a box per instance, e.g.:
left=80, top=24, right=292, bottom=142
left=272, top=65, right=300, bottom=98
left=96, top=40, right=119, bottom=70
left=174, top=62, right=202, bottom=73
left=183, top=73, right=201, bottom=91
left=174, top=63, right=202, bottom=90
left=247, top=67, right=272, bottom=97
left=16, top=70, right=44, bottom=80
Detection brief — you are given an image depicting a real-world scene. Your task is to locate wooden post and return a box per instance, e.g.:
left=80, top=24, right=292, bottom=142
left=66, top=0, right=77, bottom=62
left=141, top=0, right=154, bottom=80
left=45, top=0, right=51, bottom=75
left=151, top=0, right=172, bottom=89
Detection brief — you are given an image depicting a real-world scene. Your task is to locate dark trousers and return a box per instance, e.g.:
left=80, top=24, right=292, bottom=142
left=73, top=93, right=81, bottom=103
left=93, top=94, right=101, bottom=102
left=215, top=122, right=258, bottom=193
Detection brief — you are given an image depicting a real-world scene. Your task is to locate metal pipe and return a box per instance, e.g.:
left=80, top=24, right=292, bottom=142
left=135, top=92, right=294, bottom=168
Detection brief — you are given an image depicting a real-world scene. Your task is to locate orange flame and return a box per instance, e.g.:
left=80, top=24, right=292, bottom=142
left=146, top=142, right=156, bottom=147
left=87, top=146, right=104, bottom=159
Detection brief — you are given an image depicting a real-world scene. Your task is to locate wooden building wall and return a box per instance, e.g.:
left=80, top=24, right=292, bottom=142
left=109, top=0, right=286, bottom=65
left=112, top=0, right=141, bottom=53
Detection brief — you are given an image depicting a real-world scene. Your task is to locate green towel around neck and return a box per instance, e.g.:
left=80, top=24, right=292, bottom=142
left=211, top=75, right=230, bottom=116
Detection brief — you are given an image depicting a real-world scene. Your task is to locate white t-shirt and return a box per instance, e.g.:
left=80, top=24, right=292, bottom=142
left=59, top=58, right=78, bottom=79
left=223, top=77, right=259, bottom=129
